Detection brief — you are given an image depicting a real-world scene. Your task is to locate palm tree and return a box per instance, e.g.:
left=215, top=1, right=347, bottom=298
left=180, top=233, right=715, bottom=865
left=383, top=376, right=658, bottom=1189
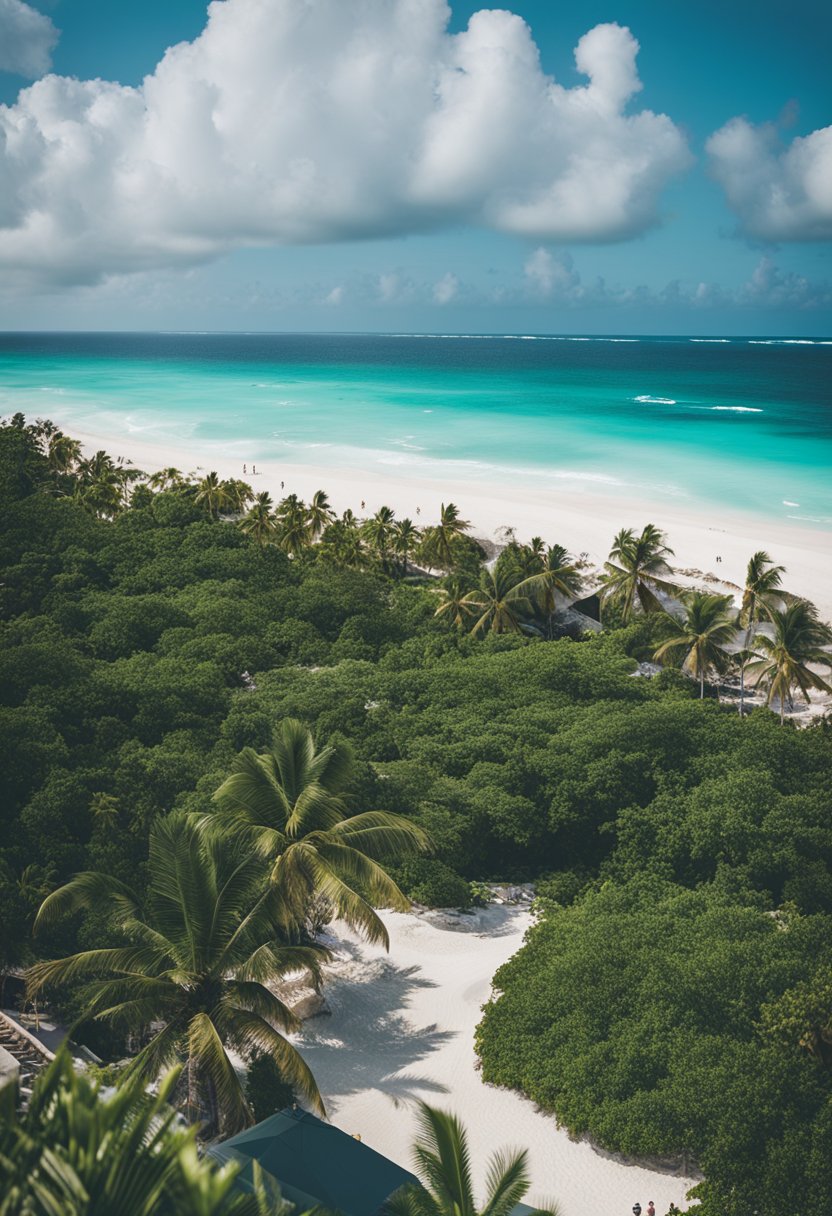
left=420, top=503, right=472, bottom=571
left=746, top=600, right=832, bottom=723
left=513, top=544, right=582, bottom=640
left=362, top=506, right=397, bottom=572
left=223, top=479, right=255, bottom=514
left=195, top=472, right=232, bottom=520
left=653, top=592, right=738, bottom=699
left=0, top=1050, right=273, bottom=1215
left=463, top=568, right=532, bottom=637
left=392, top=518, right=422, bottom=576
left=738, top=551, right=786, bottom=714
left=147, top=467, right=186, bottom=491
left=385, top=1101, right=559, bottom=1216
left=306, top=490, right=334, bottom=541
left=241, top=492, right=277, bottom=548
left=276, top=494, right=311, bottom=557
left=47, top=431, right=82, bottom=477
left=28, top=814, right=325, bottom=1135
left=434, top=577, right=477, bottom=630
left=209, top=719, right=430, bottom=948
left=600, top=524, right=676, bottom=622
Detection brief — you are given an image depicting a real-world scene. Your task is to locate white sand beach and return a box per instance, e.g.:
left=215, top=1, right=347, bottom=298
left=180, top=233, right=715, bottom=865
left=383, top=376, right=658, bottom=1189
left=294, top=906, right=696, bottom=1216
left=53, top=420, right=832, bottom=625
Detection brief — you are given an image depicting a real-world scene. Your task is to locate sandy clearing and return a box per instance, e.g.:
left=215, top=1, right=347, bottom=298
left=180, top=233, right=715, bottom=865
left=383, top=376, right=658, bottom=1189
left=293, top=907, right=695, bottom=1216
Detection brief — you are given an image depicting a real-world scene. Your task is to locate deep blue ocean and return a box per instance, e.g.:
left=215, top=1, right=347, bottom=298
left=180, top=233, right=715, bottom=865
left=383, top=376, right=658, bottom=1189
left=1, top=331, right=830, bottom=528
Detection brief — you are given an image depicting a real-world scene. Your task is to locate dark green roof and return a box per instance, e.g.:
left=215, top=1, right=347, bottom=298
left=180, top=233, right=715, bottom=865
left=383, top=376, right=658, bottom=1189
left=209, top=1108, right=419, bottom=1216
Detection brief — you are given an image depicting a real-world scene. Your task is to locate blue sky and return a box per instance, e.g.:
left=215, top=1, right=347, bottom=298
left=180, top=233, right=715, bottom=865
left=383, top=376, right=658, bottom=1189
left=0, top=0, right=829, bottom=334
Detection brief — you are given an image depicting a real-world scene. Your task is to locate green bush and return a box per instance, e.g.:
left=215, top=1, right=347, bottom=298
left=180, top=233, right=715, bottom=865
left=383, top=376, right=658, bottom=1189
left=393, top=858, right=472, bottom=908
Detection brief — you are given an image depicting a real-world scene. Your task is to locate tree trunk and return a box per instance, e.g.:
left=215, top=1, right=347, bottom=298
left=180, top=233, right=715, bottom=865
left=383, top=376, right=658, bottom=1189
left=700, top=668, right=704, bottom=699
left=739, top=661, right=745, bottom=716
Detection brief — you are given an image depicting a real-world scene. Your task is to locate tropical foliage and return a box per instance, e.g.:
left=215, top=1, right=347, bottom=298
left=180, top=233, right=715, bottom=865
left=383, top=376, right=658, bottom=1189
left=209, top=718, right=430, bottom=946
left=385, top=1101, right=558, bottom=1216
left=3, top=414, right=832, bottom=1214
left=0, top=1050, right=277, bottom=1215
left=29, top=814, right=326, bottom=1134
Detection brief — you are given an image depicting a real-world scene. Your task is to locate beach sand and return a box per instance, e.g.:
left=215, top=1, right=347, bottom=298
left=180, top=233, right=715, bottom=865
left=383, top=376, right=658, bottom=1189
left=56, top=420, right=832, bottom=623
left=294, top=906, right=696, bottom=1215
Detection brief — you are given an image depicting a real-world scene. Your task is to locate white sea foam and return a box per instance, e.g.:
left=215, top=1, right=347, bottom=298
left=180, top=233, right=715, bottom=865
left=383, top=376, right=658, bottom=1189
left=783, top=500, right=800, bottom=507
left=634, top=395, right=677, bottom=405
left=690, top=338, right=730, bottom=343
left=710, top=406, right=762, bottom=413
left=748, top=338, right=818, bottom=345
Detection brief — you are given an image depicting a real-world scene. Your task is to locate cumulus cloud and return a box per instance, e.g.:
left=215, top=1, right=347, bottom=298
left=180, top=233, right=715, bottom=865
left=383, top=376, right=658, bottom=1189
left=323, top=285, right=344, bottom=305
left=0, top=0, right=690, bottom=286
left=524, top=248, right=582, bottom=298
left=517, top=250, right=830, bottom=312
left=0, top=0, right=58, bottom=78
left=707, top=117, right=832, bottom=241
left=433, top=272, right=459, bottom=304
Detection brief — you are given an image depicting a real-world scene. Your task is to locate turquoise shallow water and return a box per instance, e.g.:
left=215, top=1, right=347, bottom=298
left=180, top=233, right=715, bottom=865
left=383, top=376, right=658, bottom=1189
left=1, top=332, right=830, bottom=529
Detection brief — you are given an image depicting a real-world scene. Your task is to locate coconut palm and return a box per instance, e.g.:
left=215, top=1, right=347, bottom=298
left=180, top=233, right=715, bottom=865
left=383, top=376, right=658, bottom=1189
left=0, top=1050, right=274, bottom=1215
left=385, top=1101, right=559, bottom=1216
left=392, top=518, right=422, bottom=576
left=745, top=600, right=832, bottom=723
left=209, top=719, right=430, bottom=949
left=195, top=472, right=232, bottom=520
left=223, top=479, right=255, bottom=514
left=738, top=551, right=787, bottom=714
left=306, top=490, right=334, bottom=541
left=434, top=577, right=477, bottom=630
left=513, top=544, right=582, bottom=640
left=47, top=431, right=82, bottom=477
left=147, top=467, right=186, bottom=491
left=600, top=524, right=676, bottom=622
left=463, top=568, right=532, bottom=637
left=276, top=494, right=311, bottom=557
left=241, top=492, right=277, bottom=548
left=362, top=506, right=397, bottom=572
left=653, top=592, right=738, bottom=699
left=420, top=503, right=472, bottom=571
left=28, top=813, right=325, bottom=1135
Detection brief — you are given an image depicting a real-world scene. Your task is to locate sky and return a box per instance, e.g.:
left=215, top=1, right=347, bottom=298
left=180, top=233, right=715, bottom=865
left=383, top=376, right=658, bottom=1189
left=0, top=0, right=829, bottom=334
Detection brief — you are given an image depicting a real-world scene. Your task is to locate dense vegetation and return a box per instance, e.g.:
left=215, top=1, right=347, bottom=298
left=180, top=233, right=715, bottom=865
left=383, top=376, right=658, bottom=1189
left=2, top=415, right=831, bottom=1213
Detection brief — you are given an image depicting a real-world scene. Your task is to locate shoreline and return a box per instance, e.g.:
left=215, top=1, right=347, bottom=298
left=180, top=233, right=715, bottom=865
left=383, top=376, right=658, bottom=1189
left=55, top=417, right=832, bottom=623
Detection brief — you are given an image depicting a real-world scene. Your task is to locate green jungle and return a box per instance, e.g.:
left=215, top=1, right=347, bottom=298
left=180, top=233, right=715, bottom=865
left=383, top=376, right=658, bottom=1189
left=2, top=414, right=831, bottom=1216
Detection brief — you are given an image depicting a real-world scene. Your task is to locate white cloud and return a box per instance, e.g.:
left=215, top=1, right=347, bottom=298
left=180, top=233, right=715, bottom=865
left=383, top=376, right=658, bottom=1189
left=707, top=117, right=832, bottom=242
left=323, top=285, right=344, bottom=305
left=524, top=248, right=581, bottom=298
left=433, top=272, right=458, bottom=304
left=0, top=0, right=58, bottom=78
left=0, top=0, right=690, bottom=287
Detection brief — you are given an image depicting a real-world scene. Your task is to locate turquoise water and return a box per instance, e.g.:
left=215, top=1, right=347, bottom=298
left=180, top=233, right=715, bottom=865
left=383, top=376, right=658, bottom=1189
left=1, top=332, right=830, bottom=528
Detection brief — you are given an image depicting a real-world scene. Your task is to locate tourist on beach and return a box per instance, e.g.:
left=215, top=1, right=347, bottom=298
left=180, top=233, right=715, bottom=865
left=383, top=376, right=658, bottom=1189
left=361, top=499, right=365, bottom=510
left=647, top=1203, right=656, bottom=1216
left=632, top=1204, right=642, bottom=1216
left=243, top=464, right=247, bottom=474
left=252, top=464, right=257, bottom=474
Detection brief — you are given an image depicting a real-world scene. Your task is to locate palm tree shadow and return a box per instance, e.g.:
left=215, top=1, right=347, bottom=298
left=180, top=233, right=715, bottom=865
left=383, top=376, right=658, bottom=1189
left=294, top=955, right=453, bottom=1108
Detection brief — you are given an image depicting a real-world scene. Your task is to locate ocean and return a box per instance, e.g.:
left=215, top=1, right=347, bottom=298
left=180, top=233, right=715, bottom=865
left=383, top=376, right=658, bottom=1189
left=1, top=331, right=830, bottom=529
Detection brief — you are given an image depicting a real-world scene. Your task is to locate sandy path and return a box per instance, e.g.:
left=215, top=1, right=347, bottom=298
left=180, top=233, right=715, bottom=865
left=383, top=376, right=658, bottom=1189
left=294, top=907, right=695, bottom=1215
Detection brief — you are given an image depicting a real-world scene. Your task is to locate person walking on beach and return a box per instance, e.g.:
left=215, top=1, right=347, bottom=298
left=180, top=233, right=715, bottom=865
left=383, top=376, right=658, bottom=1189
left=243, top=464, right=247, bottom=475
left=647, top=1203, right=656, bottom=1216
